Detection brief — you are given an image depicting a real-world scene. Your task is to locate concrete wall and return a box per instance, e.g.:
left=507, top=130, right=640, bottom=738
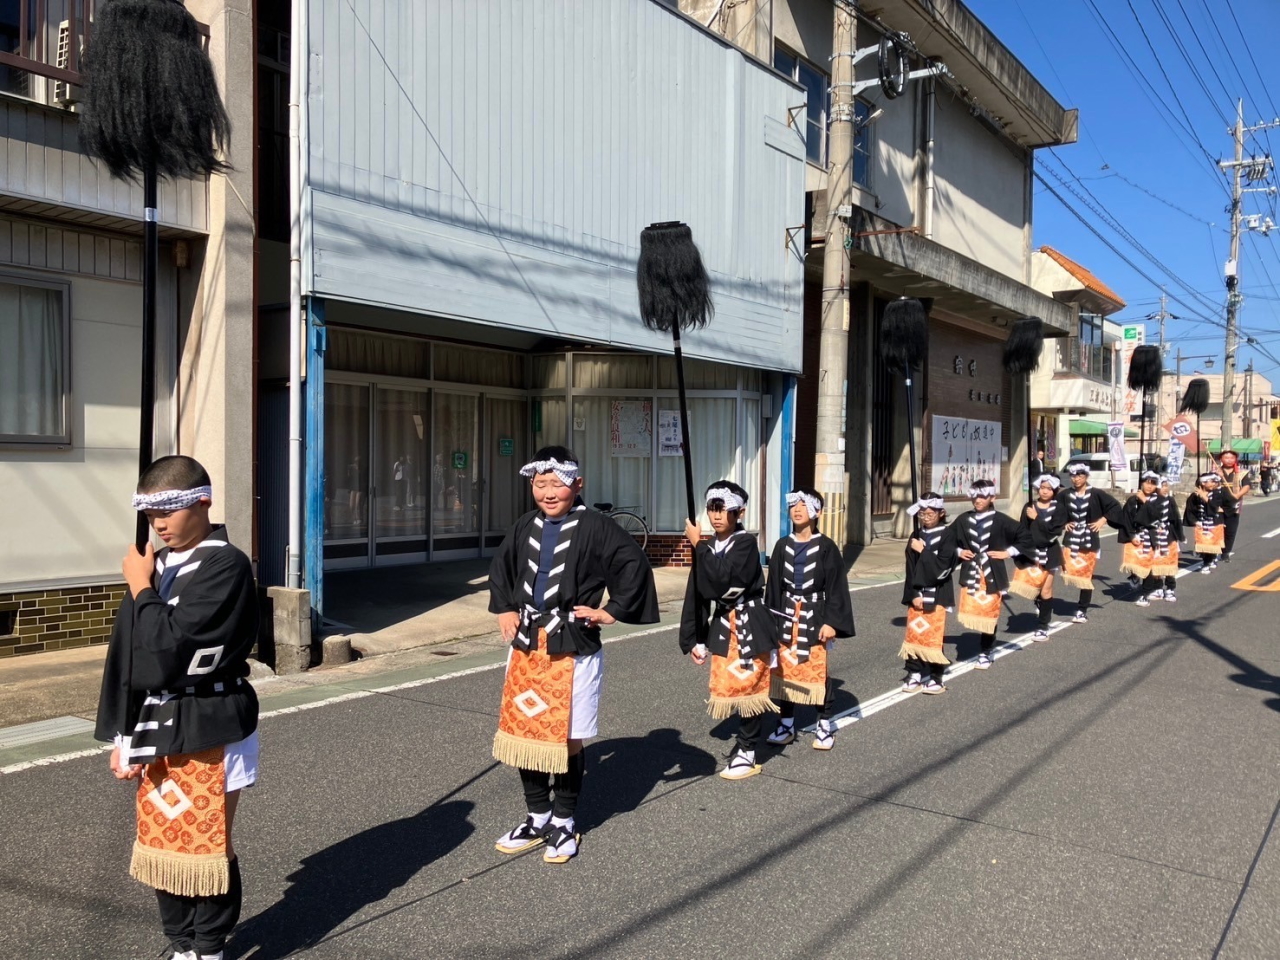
left=180, top=0, right=256, bottom=554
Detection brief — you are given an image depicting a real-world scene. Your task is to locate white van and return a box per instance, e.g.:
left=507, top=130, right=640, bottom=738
left=1059, top=452, right=1143, bottom=492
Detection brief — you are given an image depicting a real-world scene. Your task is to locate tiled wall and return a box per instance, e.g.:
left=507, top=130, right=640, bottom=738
left=0, top=584, right=126, bottom=657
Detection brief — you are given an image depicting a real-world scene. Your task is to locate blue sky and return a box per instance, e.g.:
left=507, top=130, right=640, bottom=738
left=966, top=0, right=1280, bottom=384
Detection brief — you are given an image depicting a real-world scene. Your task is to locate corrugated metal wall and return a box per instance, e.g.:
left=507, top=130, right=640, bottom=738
left=303, top=0, right=806, bottom=372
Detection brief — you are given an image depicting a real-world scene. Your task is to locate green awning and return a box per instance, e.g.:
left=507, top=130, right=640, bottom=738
left=1069, top=419, right=1138, bottom=439
left=1206, top=438, right=1263, bottom=454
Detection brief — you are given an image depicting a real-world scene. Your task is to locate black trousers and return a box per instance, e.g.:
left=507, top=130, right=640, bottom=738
left=156, top=857, right=242, bottom=956
left=774, top=676, right=836, bottom=721
left=1223, top=514, right=1241, bottom=555
left=905, top=656, right=945, bottom=681
left=737, top=714, right=762, bottom=751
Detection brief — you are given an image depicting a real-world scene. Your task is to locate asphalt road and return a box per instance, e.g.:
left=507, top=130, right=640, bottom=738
left=5, top=499, right=1280, bottom=960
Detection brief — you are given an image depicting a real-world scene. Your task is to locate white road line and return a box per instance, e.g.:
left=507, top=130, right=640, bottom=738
left=1, top=746, right=109, bottom=775
left=1262, top=526, right=1280, bottom=539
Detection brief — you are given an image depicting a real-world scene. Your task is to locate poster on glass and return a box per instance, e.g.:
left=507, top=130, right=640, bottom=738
left=931, top=416, right=1002, bottom=497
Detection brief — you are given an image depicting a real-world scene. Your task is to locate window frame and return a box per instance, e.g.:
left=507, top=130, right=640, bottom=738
left=774, top=44, right=829, bottom=168
left=0, top=271, right=72, bottom=447
left=853, top=98, right=875, bottom=189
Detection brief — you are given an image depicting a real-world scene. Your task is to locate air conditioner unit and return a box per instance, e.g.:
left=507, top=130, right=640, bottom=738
left=53, top=21, right=84, bottom=106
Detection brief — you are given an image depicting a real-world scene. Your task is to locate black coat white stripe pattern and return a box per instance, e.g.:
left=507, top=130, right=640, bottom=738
left=512, top=504, right=585, bottom=650
left=902, top=524, right=957, bottom=609
left=1183, top=489, right=1224, bottom=537
left=680, top=530, right=780, bottom=661
left=764, top=534, right=856, bottom=660
left=1017, top=499, right=1066, bottom=572
left=950, top=509, right=1025, bottom=596
left=94, top=525, right=259, bottom=762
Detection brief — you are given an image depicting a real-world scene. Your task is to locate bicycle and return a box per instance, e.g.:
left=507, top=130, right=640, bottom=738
left=593, top=502, right=650, bottom=551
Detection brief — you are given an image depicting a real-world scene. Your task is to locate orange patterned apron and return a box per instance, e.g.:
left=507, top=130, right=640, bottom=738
left=1061, top=549, right=1099, bottom=590
left=956, top=576, right=1002, bottom=635
left=898, top=605, right=950, bottom=665
left=1152, top=541, right=1180, bottom=577
left=1120, top=540, right=1154, bottom=578
left=131, top=747, right=231, bottom=897
left=1194, top=524, right=1225, bottom=554
left=708, top=610, right=778, bottom=720
left=493, top=628, right=573, bottom=774
left=770, top=600, right=827, bottom=706
left=1009, top=563, right=1049, bottom=599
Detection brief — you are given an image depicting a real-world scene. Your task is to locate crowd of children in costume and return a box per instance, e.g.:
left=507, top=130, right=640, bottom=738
left=98, top=445, right=1255, bottom=958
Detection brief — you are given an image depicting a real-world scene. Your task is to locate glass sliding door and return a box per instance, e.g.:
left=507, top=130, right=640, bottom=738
left=433, top=392, right=481, bottom=556
left=486, top=397, right=529, bottom=549
left=374, top=387, right=430, bottom=564
left=324, top=382, right=371, bottom=567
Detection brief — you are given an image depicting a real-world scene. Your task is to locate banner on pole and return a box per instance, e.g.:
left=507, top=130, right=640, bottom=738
left=1108, top=421, right=1128, bottom=472
left=1165, top=439, right=1186, bottom=482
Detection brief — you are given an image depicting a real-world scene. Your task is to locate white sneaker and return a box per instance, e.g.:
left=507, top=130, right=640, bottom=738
left=720, top=747, right=760, bottom=780
left=495, top=813, right=552, bottom=854
left=1072, top=610, right=1088, bottom=624
left=543, top=818, right=579, bottom=864
left=1135, top=596, right=1151, bottom=607
left=1201, top=566, right=1213, bottom=575
left=767, top=720, right=796, bottom=746
left=812, top=719, right=835, bottom=751
left=974, top=653, right=993, bottom=670
left=1032, top=629, right=1049, bottom=642
left=1150, top=588, right=1165, bottom=600
left=1164, top=590, right=1177, bottom=603
left=902, top=672, right=924, bottom=693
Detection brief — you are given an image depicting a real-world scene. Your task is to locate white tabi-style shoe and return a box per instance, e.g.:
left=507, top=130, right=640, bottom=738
left=719, top=747, right=761, bottom=780
left=812, top=719, right=836, bottom=751
left=767, top=720, right=796, bottom=746
left=543, top=819, right=580, bottom=864
left=495, top=813, right=551, bottom=854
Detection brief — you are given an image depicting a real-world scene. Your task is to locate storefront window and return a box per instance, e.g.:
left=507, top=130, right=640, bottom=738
left=656, top=398, right=740, bottom=532
left=533, top=397, right=567, bottom=451
left=531, top=355, right=567, bottom=389
left=657, top=356, right=740, bottom=390
left=573, top=354, right=652, bottom=389
left=433, top=393, right=480, bottom=545
left=434, top=343, right=524, bottom=387
left=325, top=383, right=370, bottom=541
left=573, top=397, right=652, bottom=518
left=328, top=328, right=429, bottom=378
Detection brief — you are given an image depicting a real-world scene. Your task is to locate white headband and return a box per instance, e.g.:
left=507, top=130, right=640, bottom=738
left=519, top=458, right=579, bottom=487
left=1066, top=463, right=1091, bottom=476
left=967, top=482, right=997, bottom=498
left=131, top=485, right=212, bottom=512
left=907, top=496, right=945, bottom=517
left=1141, top=470, right=1161, bottom=482
left=1036, top=475, right=1061, bottom=490
left=786, top=491, right=822, bottom=520
left=1198, top=473, right=1219, bottom=484
left=1159, top=476, right=1173, bottom=486
left=706, top=487, right=745, bottom=512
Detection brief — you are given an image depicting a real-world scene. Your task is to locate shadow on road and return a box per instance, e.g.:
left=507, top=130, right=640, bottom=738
left=579, top=728, right=718, bottom=831
left=230, top=799, right=476, bottom=959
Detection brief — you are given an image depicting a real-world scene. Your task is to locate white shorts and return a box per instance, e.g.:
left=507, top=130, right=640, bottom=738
left=224, top=730, right=259, bottom=792
left=503, top=648, right=603, bottom=740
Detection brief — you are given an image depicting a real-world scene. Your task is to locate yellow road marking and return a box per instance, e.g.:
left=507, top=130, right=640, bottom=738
left=1231, top=559, right=1280, bottom=592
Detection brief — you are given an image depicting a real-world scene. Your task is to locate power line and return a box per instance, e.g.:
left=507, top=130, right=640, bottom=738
left=1148, top=0, right=1230, bottom=123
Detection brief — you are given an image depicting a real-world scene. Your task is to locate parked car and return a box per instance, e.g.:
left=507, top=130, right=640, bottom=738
left=1058, top=452, right=1143, bottom=491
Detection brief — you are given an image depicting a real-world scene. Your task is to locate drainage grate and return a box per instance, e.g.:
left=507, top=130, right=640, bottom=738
left=0, top=715, right=95, bottom=750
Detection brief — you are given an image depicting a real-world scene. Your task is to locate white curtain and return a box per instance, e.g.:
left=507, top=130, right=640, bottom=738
left=324, top=383, right=370, bottom=540
left=0, top=282, right=63, bottom=439
left=573, top=397, right=651, bottom=513
left=435, top=343, right=523, bottom=387
left=656, top=398, right=738, bottom=531
left=487, top=397, right=531, bottom=531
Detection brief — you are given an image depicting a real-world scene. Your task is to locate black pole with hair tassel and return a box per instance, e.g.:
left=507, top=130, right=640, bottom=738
left=637, top=222, right=713, bottom=526
left=80, top=0, right=230, bottom=552
left=1002, top=317, right=1044, bottom=492
left=879, top=298, right=929, bottom=521
left=1127, top=345, right=1164, bottom=474
left=1180, top=377, right=1211, bottom=475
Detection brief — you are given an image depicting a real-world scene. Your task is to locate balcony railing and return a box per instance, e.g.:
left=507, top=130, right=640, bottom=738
left=1055, top=337, right=1112, bottom=383
left=0, top=0, right=95, bottom=107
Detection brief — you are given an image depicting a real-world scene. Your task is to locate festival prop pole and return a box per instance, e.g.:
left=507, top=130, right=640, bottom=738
left=879, top=298, right=929, bottom=520
left=1002, top=317, right=1044, bottom=490
left=1180, top=378, right=1211, bottom=476
left=80, top=0, right=230, bottom=551
left=637, top=222, right=713, bottom=525
left=1127, top=345, right=1164, bottom=475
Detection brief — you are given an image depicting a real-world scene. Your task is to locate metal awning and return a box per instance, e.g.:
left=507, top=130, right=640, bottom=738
left=1206, top=438, right=1264, bottom=454
left=1070, top=419, right=1137, bottom=438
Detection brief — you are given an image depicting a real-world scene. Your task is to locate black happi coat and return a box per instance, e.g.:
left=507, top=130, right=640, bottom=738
left=489, top=505, right=659, bottom=656
left=765, top=533, right=856, bottom=639
left=902, top=523, right=958, bottom=609
left=1122, top=493, right=1167, bottom=547
left=95, top=526, right=259, bottom=761
left=1158, top=492, right=1185, bottom=544
left=1015, top=498, right=1068, bottom=572
left=679, top=530, right=780, bottom=660
left=948, top=509, right=1029, bottom=595
left=1057, top=486, right=1124, bottom=554
left=1184, top=488, right=1225, bottom=530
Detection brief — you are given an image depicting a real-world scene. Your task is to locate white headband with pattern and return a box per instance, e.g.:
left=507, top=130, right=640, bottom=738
left=706, top=487, right=745, bottom=512
left=906, top=496, right=945, bottom=517
left=967, top=482, right=997, bottom=498
left=1141, top=470, right=1161, bottom=482
left=1066, top=463, right=1091, bottom=476
left=1198, top=472, right=1220, bottom=484
left=519, top=458, right=579, bottom=487
left=131, top=485, right=212, bottom=512
left=786, top=491, right=822, bottom=519
left=1036, top=474, right=1061, bottom=490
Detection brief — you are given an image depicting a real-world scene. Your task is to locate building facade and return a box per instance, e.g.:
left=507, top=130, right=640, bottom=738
left=0, top=0, right=253, bottom=657
left=681, top=0, right=1078, bottom=541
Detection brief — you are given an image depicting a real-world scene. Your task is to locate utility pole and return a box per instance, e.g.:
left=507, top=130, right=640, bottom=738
left=815, top=0, right=856, bottom=541
left=1155, top=290, right=1169, bottom=438
left=1244, top=361, right=1254, bottom=438
left=1218, top=100, right=1280, bottom=450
